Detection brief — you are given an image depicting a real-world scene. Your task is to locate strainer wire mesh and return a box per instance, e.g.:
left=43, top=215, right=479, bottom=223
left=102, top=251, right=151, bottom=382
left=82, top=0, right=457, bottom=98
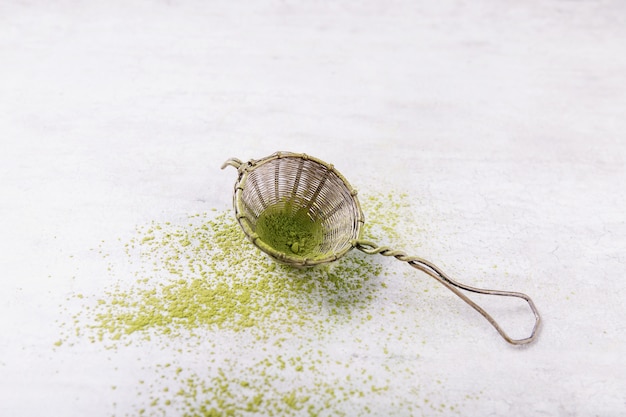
left=223, top=152, right=363, bottom=266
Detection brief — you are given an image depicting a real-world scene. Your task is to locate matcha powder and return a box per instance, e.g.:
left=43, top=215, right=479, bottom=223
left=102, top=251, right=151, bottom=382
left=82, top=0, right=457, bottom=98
left=255, top=205, right=324, bottom=257
left=56, top=191, right=464, bottom=416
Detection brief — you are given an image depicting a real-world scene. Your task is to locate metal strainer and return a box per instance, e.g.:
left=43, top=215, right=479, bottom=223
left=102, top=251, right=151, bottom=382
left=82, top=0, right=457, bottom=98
left=222, top=151, right=541, bottom=345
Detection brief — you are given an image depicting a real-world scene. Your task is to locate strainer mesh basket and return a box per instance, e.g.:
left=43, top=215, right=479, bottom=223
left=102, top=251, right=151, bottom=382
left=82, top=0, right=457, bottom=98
left=228, top=152, right=364, bottom=266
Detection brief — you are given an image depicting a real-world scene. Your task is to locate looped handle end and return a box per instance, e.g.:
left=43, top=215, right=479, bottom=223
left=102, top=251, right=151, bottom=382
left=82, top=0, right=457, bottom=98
left=352, top=240, right=541, bottom=346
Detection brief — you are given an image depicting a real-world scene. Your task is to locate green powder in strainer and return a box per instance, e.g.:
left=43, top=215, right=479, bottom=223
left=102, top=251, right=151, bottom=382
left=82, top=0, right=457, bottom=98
left=255, top=205, right=323, bottom=257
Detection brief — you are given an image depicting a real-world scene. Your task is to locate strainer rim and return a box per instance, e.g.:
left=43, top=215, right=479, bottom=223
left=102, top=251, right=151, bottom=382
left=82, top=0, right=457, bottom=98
left=232, top=151, right=364, bottom=267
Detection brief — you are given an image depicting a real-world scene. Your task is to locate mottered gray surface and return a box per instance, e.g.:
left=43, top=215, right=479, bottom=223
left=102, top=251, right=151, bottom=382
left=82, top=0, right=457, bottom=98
left=1, top=1, right=625, bottom=416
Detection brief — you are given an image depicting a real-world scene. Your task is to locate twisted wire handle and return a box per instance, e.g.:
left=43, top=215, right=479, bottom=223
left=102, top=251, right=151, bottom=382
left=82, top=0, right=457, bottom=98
left=353, top=240, right=541, bottom=345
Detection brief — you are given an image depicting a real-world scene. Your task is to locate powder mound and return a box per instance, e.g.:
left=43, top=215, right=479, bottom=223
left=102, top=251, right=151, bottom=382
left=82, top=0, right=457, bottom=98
left=255, top=206, right=323, bottom=258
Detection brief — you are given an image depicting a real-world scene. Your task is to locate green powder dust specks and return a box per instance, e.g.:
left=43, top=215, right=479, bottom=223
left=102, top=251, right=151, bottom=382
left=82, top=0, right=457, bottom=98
left=147, top=354, right=395, bottom=417
left=63, top=210, right=383, bottom=349
left=255, top=206, right=323, bottom=258
left=362, top=191, right=415, bottom=245
left=56, top=191, right=461, bottom=416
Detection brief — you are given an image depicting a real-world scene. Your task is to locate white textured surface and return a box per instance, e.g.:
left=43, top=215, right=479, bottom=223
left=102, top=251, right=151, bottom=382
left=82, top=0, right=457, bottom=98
left=1, top=1, right=626, bottom=416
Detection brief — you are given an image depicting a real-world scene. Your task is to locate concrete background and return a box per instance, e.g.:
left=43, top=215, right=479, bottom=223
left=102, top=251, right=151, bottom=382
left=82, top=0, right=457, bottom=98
left=1, top=1, right=625, bottom=415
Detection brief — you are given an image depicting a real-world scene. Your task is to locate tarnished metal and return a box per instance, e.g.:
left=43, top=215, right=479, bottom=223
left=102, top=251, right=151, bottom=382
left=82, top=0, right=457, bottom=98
left=353, top=240, right=541, bottom=345
left=223, top=151, right=541, bottom=345
left=222, top=151, right=364, bottom=267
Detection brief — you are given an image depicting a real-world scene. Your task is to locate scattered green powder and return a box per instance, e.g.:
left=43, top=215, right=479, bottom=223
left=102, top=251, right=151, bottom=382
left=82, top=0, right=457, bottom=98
left=255, top=205, right=323, bottom=257
left=57, top=191, right=465, bottom=416
left=71, top=210, right=382, bottom=345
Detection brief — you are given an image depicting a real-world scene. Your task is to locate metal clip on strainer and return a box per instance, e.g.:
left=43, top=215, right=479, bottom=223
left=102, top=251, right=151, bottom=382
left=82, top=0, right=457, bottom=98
left=222, top=151, right=541, bottom=345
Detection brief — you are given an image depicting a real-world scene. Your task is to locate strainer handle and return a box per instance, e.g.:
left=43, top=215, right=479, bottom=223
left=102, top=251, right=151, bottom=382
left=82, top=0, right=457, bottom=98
left=221, top=158, right=243, bottom=170
left=353, top=240, right=541, bottom=345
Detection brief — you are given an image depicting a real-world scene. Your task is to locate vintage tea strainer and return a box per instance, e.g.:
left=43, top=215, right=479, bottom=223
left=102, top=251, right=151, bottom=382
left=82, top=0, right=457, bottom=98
left=222, top=151, right=541, bottom=345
